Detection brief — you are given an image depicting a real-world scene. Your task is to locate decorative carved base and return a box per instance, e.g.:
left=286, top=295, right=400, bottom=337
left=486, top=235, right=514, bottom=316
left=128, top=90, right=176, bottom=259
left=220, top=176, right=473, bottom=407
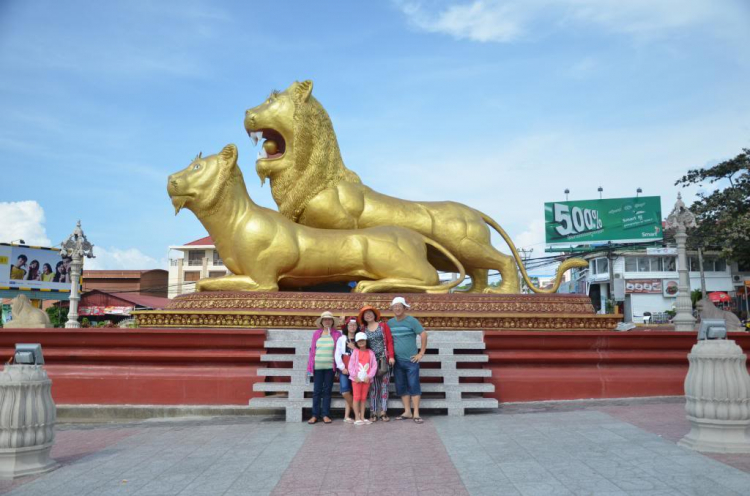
left=680, top=339, right=750, bottom=453
left=678, top=417, right=750, bottom=453
left=134, top=292, right=620, bottom=330
left=0, top=443, right=58, bottom=479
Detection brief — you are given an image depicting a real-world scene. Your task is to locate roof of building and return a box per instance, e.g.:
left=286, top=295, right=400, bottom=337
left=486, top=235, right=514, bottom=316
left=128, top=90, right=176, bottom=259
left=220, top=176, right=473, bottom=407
left=109, top=292, right=170, bottom=309
left=72, top=289, right=171, bottom=310
left=82, top=269, right=167, bottom=279
left=185, top=235, right=214, bottom=246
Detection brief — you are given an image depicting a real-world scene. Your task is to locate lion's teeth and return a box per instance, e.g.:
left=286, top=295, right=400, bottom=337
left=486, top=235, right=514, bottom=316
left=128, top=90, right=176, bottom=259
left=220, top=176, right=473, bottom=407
left=258, top=148, right=268, bottom=159
left=250, top=133, right=258, bottom=145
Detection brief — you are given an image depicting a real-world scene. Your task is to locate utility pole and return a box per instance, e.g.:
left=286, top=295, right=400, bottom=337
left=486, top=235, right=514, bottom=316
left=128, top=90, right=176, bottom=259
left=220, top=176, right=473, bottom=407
left=519, top=248, right=533, bottom=294
left=607, top=241, right=616, bottom=311
left=697, top=247, right=707, bottom=300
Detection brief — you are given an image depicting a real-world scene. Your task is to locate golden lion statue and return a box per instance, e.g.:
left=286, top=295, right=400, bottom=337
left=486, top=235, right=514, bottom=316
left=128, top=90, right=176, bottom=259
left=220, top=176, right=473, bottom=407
left=167, top=144, right=465, bottom=293
left=245, top=80, right=586, bottom=293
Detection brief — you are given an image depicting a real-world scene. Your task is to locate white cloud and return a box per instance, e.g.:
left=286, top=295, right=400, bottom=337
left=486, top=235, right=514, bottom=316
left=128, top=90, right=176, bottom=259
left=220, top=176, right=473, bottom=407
left=85, top=246, right=163, bottom=271
left=0, top=201, right=51, bottom=245
left=514, top=218, right=546, bottom=250
left=397, top=0, right=746, bottom=43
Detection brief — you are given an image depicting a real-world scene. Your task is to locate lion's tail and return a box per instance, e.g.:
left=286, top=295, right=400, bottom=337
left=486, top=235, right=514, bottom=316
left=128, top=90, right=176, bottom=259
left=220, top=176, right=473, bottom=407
left=479, top=212, right=588, bottom=294
left=419, top=236, right=466, bottom=293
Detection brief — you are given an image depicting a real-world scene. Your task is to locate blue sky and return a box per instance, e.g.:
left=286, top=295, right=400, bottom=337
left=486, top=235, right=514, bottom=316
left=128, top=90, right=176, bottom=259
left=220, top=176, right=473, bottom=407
left=1, top=0, right=749, bottom=272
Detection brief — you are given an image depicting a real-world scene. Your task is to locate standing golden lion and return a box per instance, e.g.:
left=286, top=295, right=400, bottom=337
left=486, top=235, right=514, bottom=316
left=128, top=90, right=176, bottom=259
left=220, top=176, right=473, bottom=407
left=245, top=80, right=585, bottom=293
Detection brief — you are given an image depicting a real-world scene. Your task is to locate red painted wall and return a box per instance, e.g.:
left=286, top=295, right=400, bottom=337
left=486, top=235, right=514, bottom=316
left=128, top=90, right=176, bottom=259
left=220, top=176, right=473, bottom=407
left=484, top=331, right=750, bottom=402
left=1, top=328, right=748, bottom=406
left=0, top=328, right=265, bottom=405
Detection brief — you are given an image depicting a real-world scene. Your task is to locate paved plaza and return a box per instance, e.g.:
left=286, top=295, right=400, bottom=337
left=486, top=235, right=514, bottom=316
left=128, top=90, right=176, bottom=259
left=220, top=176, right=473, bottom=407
left=1, top=398, right=749, bottom=496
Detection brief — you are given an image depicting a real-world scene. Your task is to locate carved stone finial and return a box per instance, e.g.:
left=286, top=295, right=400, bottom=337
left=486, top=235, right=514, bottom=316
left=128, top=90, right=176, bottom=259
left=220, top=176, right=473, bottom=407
left=665, top=194, right=697, bottom=231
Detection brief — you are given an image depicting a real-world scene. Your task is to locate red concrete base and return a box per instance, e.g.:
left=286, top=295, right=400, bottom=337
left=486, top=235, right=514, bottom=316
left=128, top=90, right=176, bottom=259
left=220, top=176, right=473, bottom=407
left=485, top=331, right=750, bottom=402
left=0, top=328, right=265, bottom=405
left=1, top=328, right=749, bottom=406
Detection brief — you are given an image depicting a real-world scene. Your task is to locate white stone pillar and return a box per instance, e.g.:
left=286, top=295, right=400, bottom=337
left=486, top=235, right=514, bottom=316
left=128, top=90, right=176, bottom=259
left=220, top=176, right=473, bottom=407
left=0, top=365, right=58, bottom=478
left=65, top=257, right=83, bottom=329
left=673, top=227, right=695, bottom=331
left=679, top=339, right=750, bottom=453
left=60, top=221, right=95, bottom=329
left=665, top=194, right=697, bottom=332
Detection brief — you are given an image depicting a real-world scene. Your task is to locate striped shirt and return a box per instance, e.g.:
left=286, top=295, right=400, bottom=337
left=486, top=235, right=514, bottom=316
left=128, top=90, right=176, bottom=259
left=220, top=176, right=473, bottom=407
left=314, top=334, right=335, bottom=370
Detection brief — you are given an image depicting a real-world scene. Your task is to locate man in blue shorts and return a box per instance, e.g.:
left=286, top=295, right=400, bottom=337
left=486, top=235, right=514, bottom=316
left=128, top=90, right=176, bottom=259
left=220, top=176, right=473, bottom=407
left=387, top=296, right=427, bottom=424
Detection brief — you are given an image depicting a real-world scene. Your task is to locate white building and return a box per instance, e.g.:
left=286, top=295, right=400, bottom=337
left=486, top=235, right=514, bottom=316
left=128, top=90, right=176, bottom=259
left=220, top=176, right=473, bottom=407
left=167, top=236, right=230, bottom=299
left=566, top=247, right=734, bottom=322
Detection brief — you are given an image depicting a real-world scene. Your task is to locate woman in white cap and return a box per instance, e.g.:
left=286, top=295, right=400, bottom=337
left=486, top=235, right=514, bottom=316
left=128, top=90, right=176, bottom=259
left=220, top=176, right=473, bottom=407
left=306, top=311, right=342, bottom=424
left=348, top=331, right=378, bottom=425
left=387, top=296, right=427, bottom=424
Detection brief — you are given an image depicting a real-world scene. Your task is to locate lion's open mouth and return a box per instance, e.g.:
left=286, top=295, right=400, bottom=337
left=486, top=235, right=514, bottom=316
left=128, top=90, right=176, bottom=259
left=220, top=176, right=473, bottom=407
left=248, top=128, right=286, bottom=160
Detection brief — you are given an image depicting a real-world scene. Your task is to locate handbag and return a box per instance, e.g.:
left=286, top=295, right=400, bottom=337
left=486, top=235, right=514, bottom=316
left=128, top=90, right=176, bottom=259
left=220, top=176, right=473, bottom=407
left=377, top=355, right=388, bottom=377
left=342, top=354, right=351, bottom=368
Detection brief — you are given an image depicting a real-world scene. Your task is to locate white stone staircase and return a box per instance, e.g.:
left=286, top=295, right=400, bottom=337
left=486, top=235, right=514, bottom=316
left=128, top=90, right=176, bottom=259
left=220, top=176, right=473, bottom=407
left=249, top=329, right=499, bottom=422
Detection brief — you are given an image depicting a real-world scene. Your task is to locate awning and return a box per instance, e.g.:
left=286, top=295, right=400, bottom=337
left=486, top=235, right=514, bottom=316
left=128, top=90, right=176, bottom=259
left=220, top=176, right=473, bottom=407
left=708, top=292, right=731, bottom=303
left=79, top=306, right=133, bottom=316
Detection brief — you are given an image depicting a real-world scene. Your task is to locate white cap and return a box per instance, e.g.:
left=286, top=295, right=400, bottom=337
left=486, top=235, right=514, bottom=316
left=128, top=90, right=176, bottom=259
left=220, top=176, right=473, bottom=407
left=355, top=332, right=368, bottom=342
left=390, top=296, right=411, bottom=308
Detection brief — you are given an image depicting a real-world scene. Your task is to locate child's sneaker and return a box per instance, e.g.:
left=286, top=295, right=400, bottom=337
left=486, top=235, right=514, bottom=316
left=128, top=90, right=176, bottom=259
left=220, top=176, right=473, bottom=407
left=354, top=420, right=365, bottom=426
left=362, top=419, right=372, bottom=425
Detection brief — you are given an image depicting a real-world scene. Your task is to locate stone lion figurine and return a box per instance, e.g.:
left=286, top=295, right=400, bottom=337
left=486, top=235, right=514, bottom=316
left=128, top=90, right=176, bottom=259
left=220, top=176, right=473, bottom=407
left=696, top=299, right=743, bottom=332
left=4, top=295, right=52, bottom=328
left=244, top=80, right=587, bottom=293
left=167, top=144, right=466, bottom=293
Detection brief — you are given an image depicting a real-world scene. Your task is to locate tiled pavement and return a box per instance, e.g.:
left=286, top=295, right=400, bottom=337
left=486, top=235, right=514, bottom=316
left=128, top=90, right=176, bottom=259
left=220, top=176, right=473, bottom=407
left=2, top=399, right=749, bottom=496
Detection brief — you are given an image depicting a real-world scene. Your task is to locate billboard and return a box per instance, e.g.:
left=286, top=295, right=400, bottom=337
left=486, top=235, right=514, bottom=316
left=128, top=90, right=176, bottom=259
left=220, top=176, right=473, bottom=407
left=0, top=244, right=71, bottom=292
left=545, top=196, right=662, bottom=248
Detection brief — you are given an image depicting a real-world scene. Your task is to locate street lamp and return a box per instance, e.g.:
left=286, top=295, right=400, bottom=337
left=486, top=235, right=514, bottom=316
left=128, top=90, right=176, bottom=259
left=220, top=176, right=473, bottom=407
left=564, top=188, right=570, bottom=201
left=598, top=186, right=603, bottom=199
left=637, top=187, right=642, bottom=197
left=60, top=221, right=95, bottom=329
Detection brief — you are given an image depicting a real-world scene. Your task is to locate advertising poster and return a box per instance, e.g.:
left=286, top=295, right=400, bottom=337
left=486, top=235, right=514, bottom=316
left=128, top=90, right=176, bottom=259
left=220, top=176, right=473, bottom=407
left=663, top=279, right=679, bottom=298
left=0, top=244, right=71, bottom=292
left=545, top=196, right=662, bottom=248
left=625, top=279, right=663, bottom=294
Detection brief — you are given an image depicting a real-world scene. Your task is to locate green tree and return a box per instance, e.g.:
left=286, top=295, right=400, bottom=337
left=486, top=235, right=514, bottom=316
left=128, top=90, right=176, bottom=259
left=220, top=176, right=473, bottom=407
left=675, top=148, right=750, bottom=266
left=46, top=306, right=68, bottom=328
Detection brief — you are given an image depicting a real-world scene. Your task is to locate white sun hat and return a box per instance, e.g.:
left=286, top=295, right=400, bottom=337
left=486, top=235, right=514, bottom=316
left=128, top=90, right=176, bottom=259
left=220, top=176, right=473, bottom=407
left=390, top=296, right=411, bottom=308
left=354, top=332, right=368, bottom=342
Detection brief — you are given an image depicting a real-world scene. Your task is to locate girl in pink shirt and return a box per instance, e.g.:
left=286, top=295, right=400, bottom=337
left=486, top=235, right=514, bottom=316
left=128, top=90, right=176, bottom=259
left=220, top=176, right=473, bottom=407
left=349, top=332, right=377, bottom=425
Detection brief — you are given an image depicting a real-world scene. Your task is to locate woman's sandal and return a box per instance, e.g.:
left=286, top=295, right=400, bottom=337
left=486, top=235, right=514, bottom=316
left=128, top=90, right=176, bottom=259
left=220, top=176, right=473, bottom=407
left=413, top=417, right=424, bottom=424
left=323, top=417, right=332, bottom=424
left=380, top=414, right=390, bottom=422
left=370, top=416, right=378, bottom=423
left=308, top=417, right=318, bottom=425
left=395, top=414, right=413, bottom=420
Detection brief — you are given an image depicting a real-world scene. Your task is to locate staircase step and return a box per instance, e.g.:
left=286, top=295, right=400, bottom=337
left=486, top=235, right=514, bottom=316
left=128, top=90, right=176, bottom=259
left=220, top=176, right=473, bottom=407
left=257, top=367, right=492, bottom=378
left=264, top=341, right=486, bottom=351
left=253, top=382, right=495, bottom=393
left=249, top=397, right=498, bottom=410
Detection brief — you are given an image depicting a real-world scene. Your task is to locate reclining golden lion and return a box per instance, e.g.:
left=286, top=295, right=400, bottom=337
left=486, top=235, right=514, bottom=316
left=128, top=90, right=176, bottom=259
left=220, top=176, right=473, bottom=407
left=244, top=80, right=586, bottom=293
left=167, top=144, right=465, bottom=293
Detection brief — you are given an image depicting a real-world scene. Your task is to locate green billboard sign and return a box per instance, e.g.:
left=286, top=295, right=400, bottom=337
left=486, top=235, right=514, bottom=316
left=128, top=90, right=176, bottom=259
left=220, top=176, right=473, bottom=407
left=544, top=196, right=662, bottom=248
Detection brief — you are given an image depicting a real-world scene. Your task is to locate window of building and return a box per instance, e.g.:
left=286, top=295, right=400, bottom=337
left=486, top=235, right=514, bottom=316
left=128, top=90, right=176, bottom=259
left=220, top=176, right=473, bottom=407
left=212, top=251, right=224, bottom=266
left=184, top=271, right=201, bottom=282
left=187, top=251, right=204, bottom=266
left=590, top=257, right=608, bottom=275
left=688, top=256, right=728, bottom=272
left=624, top=256, right=674, bottom=273
left=209, top=271, right=225, bottom=278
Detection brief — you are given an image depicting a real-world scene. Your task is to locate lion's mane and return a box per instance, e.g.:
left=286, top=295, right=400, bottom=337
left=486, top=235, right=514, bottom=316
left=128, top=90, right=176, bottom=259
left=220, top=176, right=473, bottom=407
left=271, top=95, right=361, bottom=221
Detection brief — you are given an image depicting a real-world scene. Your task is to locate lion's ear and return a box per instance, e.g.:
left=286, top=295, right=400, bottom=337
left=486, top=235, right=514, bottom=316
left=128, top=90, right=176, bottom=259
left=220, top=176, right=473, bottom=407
left=218, top=144, right=238, bottom=169
left=294, top=80, right=313, bottom=103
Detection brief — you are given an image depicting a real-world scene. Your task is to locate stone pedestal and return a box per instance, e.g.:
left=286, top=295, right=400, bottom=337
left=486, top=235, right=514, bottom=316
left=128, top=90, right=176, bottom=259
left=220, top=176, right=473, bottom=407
left=0, top=365, right=58, bottom=478
left=679, top=340, right=750, bottom=453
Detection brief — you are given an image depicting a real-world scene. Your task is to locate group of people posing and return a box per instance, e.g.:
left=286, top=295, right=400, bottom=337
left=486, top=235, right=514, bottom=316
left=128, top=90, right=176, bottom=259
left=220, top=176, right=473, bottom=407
left=307, top=296, right=426, bottom=426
